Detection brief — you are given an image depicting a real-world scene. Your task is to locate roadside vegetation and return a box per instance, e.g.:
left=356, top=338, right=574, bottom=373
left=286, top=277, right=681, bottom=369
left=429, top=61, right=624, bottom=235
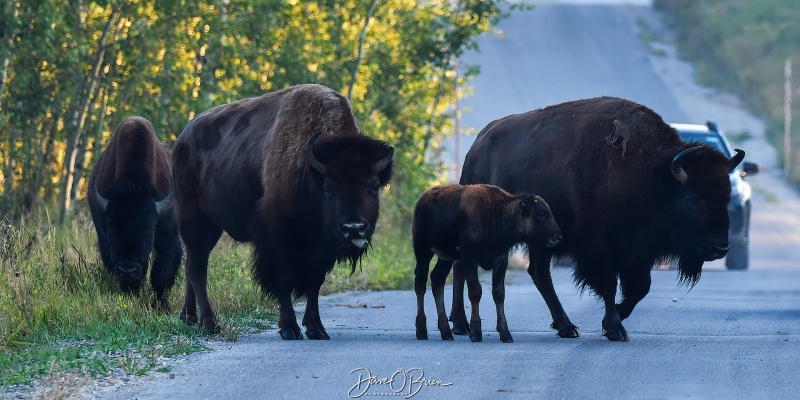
left=654, top=0, right=800, bottom=178
left=0, top=0, right=526, bottom=389
left=0, top=206, right=412, bottom=388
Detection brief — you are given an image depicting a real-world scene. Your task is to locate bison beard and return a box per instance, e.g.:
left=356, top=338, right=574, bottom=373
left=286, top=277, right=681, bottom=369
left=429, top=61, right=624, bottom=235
left=452, top=96, right=743, bottom=342
left=173, top=84, right=393, bottom=339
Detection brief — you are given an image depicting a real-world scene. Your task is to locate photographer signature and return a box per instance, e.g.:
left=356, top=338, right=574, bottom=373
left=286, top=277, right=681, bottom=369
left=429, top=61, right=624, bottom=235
left=348, top=367, right=453, bottom=398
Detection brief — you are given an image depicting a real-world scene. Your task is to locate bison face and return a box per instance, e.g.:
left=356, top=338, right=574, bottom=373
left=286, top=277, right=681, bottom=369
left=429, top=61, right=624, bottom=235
left=94, top=183, right=169, bottom=293
left=666, top=146, right=744, bottom=264
left=306, top=133, right=394, bottom=257
left=518, top=195, right=562, bottom=248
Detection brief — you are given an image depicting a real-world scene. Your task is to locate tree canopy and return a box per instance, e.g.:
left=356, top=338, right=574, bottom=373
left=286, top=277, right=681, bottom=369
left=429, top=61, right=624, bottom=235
left=0, top=0, right=518, bottom=226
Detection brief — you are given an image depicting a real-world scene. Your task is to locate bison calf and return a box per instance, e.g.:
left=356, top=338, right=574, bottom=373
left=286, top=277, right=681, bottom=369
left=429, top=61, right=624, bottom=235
left=413, top=184, right=561, bottom=343
left=88, top=117, right=183, bottom=310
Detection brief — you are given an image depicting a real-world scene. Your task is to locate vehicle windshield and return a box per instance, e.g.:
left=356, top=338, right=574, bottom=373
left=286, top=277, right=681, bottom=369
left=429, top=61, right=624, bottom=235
left=678, top=133, right=731, bottom=158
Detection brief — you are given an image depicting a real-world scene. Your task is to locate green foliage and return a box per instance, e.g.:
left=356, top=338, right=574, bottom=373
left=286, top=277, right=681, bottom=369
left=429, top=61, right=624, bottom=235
left=0, top=0, right=513, bottom=225
left=654, top=0, right=800, bottom=177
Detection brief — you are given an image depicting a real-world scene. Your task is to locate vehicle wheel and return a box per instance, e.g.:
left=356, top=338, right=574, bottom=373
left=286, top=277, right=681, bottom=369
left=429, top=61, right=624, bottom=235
left=725, top=243, right=748, bottom=270
left=726, top=201, right=751, bottom=270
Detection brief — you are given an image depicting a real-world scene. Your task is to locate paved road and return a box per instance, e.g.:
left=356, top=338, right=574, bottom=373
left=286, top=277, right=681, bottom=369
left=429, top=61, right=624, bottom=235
left=110, top=3, right=800, bottom=399
left=112, top=268, right=800, bottom=399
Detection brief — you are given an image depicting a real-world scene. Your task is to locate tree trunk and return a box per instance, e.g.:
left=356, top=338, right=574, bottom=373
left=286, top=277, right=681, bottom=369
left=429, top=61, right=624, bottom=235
left=347, top=0, right=380, bottom=102
left=30, top=114, right=58, bottom=212
left=0, top=1, right=19, bottom=198
left=59, top=3, right=118, bottom=223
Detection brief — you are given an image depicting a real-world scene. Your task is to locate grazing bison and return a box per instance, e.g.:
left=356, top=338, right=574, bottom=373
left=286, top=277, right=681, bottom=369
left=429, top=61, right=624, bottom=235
left=450, top=97, right=744, bottom=341
left=173, top=84, right=394, bottom=339
left=413, top=184, right=561, bottom=343
left=88, top=117, right=183, bottom=309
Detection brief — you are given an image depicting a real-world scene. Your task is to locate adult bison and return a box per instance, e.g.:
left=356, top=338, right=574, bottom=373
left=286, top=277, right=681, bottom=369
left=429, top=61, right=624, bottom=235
left=450, top=97, right=744, bottom=341
left=88, top=117, right=183, bottom=309
left=173, top=84, right=394, bottom=339
left=413, top=184, right=561, bottom=343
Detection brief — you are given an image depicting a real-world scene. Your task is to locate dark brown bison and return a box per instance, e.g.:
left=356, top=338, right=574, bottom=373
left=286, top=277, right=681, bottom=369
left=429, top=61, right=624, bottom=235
left=173, top=84, right=393, bottom=339
left=450, top=97, right=744, bottom=341
left=88, top=117, right=183, bottom=309
left=413, top=184, right=561, bottom=343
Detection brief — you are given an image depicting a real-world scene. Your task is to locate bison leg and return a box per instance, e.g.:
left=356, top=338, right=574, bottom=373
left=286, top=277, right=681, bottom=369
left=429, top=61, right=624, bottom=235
left=464, top=261, right=483, bottom=342
left=617, top=267, right=652, bottom=321
left=579, top=261, right=628, bottom=342
left=150, top=223, right=183, bottom=312
left=448, top=261, right=470, bottom=335
left=276, top=288, right=303, bottom=340
left=430, top=258, right=454, bottom=341
left=302, top=277, right=329, bottom=340
left=178, top=214, right=222, bottom=334
left=490, top=254, right=513, bottom=343
left=529, top=249, right=579, bottom=338
left=414, top=248, right=433, bottom=340
left=184, top=250, right=220, bottom=334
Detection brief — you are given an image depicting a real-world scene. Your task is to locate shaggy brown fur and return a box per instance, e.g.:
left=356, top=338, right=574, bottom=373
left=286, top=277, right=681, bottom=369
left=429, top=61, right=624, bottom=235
left=88, top=117, right=182, bottom=310
left=452, top=96, right=743, bottom=341
left=93, top=117, right=171, bottom=198
left=173, top=84, right=393, bottom=339
left=412, top=184, right=561, bottom=343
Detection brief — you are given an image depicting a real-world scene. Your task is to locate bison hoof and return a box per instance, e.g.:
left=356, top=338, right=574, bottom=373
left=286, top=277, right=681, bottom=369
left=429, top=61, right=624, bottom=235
left=557, top=326, right=580, bottom=339
left=199, top=317, right=220, bottom=335
left=440, top=330, right=454, bottom=341
left=602, top=319, right=629, bottom=342
left=603, top=329, right=629, bottom=342
left=469, top=321, right=483, bottom=342
left=499, top=332, right=514, bottom=343
left=179, top=309, right=197, bottom=325
left=416, top=330, right=428, bottom=340
left=280, top=327, right=304, bottom=340
left=305, top=327, right=330, bottom=340
left=451, top=322, right=470, bottom=336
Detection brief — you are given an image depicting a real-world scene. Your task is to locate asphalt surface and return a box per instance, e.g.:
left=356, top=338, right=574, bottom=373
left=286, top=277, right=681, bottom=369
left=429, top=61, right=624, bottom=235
left=110, top=2, right=800, bottom=399
left=112, top=268, right=800, bottom=399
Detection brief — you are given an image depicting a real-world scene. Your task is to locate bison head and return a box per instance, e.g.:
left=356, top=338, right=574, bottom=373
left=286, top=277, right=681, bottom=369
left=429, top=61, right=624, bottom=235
left=665, top=145, right=744, bottom=281
left=306, top=132, right=394, bottom=264
left=91, top=180, right=171, bottom=292
left=515, top=194, right=562, bottom=248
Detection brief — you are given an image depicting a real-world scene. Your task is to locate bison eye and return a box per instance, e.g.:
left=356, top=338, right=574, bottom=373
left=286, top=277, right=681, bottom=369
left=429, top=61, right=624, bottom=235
left=537, top=211, right=548, bottom=218
left=322, top=184, right=333, bottom=198
left=371, top=184, right=381, bottom=196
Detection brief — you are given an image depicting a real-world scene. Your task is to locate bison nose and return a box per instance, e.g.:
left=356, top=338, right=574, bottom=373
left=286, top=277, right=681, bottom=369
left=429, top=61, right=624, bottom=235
left=555, top=233, right=563, bottom=242
left=710, top=241, right=729, bottom=257
left=116, top=262, right=139, bottom=275
left=340, top=221, right=368, bottom=238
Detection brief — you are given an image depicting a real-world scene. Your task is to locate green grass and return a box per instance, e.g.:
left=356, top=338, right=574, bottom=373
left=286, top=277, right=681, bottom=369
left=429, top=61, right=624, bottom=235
left=0, top=206, right=416, bottom=389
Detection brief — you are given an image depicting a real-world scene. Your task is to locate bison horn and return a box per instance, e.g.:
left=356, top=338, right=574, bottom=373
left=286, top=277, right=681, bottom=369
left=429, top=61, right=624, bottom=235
left=730, top=149, right=745, bottom=172
left=155, top=186, right=174, bottom=214
left=671, top=146, right=703, bottom=185
left=306, top=132, right=327, bottom=175
left=90, top=183, right=109, bottom=211
left=373, top=146, right=394, bottom=174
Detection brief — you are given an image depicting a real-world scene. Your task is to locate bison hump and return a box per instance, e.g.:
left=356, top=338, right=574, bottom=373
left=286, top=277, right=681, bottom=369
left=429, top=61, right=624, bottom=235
left=95, top=117, right=171, bottom=199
